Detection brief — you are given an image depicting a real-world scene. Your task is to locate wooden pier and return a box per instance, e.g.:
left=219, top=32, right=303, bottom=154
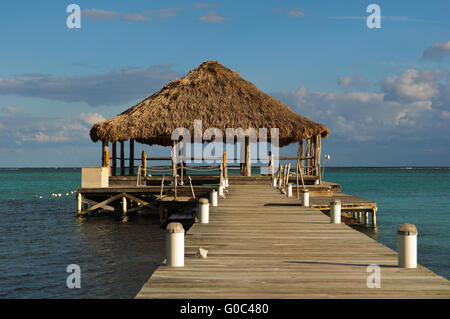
left=136, top=181, right=450, bottom=299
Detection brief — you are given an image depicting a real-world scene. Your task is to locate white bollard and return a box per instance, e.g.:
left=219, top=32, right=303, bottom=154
left=218, top=185, right=224, bottom=197
left=287, top=183, right=293, bottom=198
left=330, top=199, right=341, bottom=224
left=210, top=189, right=218, bottom=207
left=277, top=178, right=282, bottom=189
left=301, top=189, right=309, bottom=207
left=315, top=179, right=320, bottom=185
left=197, top=198, right=209, bottom=224
left=165, top=222, right=185, bottom=267
left=77, top=193, right=82, bottom=214
left=397, top=223, right=417, bottom=268
left=272, top=178, right=277, bottom=187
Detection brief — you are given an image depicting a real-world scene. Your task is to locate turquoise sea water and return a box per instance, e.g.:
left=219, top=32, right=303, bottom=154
left=0, top=167, right=448, bottom=298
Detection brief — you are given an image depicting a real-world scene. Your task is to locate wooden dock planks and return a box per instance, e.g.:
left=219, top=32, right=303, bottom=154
left=136, top=183, right=450, bottom=299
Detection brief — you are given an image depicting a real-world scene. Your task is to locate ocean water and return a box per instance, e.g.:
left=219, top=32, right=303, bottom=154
left=0, top=167, right=448, bottom=298
left=324, top=167, right=450, bottom=280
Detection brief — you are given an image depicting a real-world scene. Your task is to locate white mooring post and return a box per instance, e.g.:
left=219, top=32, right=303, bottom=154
left=287, top=183, right=293, bottom=198
left=165, top=222, right=185, bottom=267
left=330, top=199, right=341, bottom=224
left=210, top=189, right=218, bottom=207
left=397, top=223, right=418, bottom=268
left=197, top=198, right=210, bottom=224
left=225, top=178, right=229, bottom=188
left=301, top=189, right=309, bottom=207
left=272, top=177, right=277, bottom=187
left=218, top=184, right=224, bottom=197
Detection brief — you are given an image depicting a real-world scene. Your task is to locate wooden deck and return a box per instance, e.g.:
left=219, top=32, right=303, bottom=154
left=136, top=182, right=450, bottom=299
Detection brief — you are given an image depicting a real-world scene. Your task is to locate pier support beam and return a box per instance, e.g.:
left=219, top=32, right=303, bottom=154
left=372, top=209, right=377, bottom=227
left=77, top=193, right=82, bottom=215
left=122, top=196, right=127, bottom=214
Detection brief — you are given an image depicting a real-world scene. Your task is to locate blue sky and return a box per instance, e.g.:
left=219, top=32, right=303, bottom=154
left=0, top=0, right=449, bottom=167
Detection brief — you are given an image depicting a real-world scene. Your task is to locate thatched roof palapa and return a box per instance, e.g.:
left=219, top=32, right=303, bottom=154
left=90, top=61, right=330, bottom=147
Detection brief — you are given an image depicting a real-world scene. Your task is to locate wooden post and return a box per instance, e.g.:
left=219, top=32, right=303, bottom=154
left=305, top=139, right=311, bottom=175
left=310, top=138, right=316, bottom=177
left=174, top=174, right=178, bottom=201
left=120, top=141, right=125, bottom=176
left=223, top=152, right=228, bottom=181
left=297, top=141, right=303, bottom=198
left=315, top=135, right=321, bottom=184
left=129, top=139, right=135, bottom=176
left=286, top=162, right=291, bottom=186
left=372, top=208, right=377, bottom=227
left=269, top=151, right=274, bottom=177
left=112, top=142, right=117, bottom=176
left=102, top=141, right=109, bottom=168
left=219, top=163, right=224, bottom=186
left=245, top=136, right=251, bottom=176
left=172, top=140, right=178, bottom=178
left=105, top=148, right=110, bottom=176
left=141, top=150, right=147, bottom=177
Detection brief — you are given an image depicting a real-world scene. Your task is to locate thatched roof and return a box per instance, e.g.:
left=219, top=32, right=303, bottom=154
left=90, top=61, right=330, bottom=147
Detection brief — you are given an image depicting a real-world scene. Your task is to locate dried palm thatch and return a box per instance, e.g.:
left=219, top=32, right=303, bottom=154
left=90, top=61, right=329, bottom=147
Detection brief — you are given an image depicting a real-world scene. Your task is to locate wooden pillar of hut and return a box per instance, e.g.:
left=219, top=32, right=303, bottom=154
left=223, top=152, right=228, bottom=180
left=297, top=140, right=303, bottom=196
left=315, top=135, right=322, bottom=184
left=172, top=140, right=178, bottom=178
left=141, top=150, right=147, bottom=177
left=102, top=141, right=110, bottom=175
left=112, top=142, right=117, bottom=176
left=120, top=141, right=125, bottom=176
left=311, top=137, right=316, bottom=177
left=305, top=139, right=311, bottom=175
left=245, top=136, right=251, bottom=176
left=129, top=139, right=135, bottom=176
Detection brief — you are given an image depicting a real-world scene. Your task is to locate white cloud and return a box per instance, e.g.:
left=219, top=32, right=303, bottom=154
left=199, top=11, right=226, bottom=23
left=0, top=65, right=179, bottom=107
left=1, top=105, right=22, bottom=114
left=0, top=112, right=107, bottom=146
left=288, top=8, right=306, bottom=18
left=194, top=2, right=216, bottom=9
left=79, top=113, right=106, bottom=126
left=382, top=69, right=444, bottom=103
left=274, top=70, right=450, bottom=142
left=121, top=13, right=150, bottom=22
left=83, top=9, right=119, bottom=21
left=337, top=76, right=370, bottom=90
left=422, top=41, right=450, bottom=61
